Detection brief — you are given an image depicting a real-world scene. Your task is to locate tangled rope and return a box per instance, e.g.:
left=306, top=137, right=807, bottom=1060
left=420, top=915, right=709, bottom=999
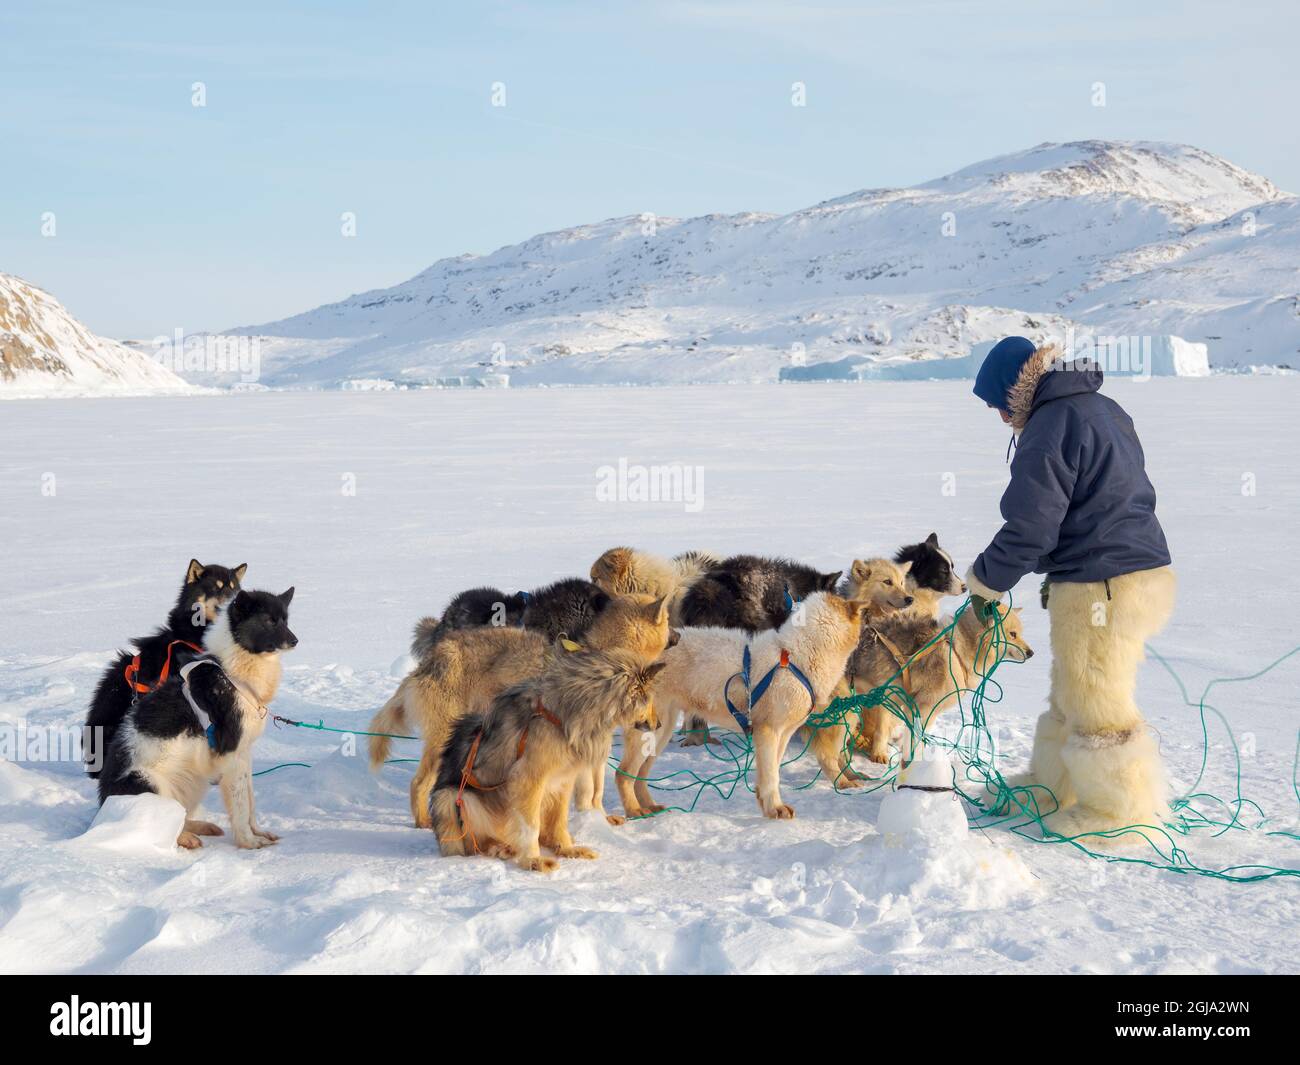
left=265, top=598, right=1300, bottom=881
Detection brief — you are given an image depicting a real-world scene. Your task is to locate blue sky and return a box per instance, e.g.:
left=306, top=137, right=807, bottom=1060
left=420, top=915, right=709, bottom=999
left=3, top=1, right=1296, bottom=338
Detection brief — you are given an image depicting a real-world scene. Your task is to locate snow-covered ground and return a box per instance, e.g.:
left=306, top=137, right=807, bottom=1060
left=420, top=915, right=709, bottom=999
left=1, top=378, right=1297, bottom=974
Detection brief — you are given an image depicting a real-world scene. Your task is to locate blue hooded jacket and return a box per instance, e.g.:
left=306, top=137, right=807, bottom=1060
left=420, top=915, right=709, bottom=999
left=972, top=347, right=1171, bottom=592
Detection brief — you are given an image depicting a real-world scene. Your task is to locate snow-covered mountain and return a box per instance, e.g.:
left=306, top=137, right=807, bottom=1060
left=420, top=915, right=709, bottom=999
left=225, top=140, right=1298, bottom=388
left=0, top=274, right=189, bottom=398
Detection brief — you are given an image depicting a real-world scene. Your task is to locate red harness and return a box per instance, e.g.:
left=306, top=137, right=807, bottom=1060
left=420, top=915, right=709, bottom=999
left=123, top=639, right=203, bottom=696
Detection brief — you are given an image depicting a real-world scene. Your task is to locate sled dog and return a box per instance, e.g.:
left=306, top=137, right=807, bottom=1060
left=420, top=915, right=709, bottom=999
left=371, top=594, right=674, bottom=828
left=97, top=588, right=296, bottom=849
left=85, top=559, right=246, bottom=777
left=409, top=578, right=611, bottom=660
left=431, top=646, right=666, bottom=872
left=849, top=602, right=1033, bottom=763
left=616, top=591, right=868, bottom=820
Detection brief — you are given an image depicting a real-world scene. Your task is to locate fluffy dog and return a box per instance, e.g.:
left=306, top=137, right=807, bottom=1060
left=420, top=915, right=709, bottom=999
left=848, top=602, right=1033, bottom=764
left=616, top=591, right=868, bottom=820
left=678, top=554, right=842, bottom=633
left=410, top=578, right=610, bottom=660
left=371, top=594, right=673, bottom=828
left=85, top=559, right=246, bottom=777
left=838, top=557, right=915, bottom=618
left=590, top=546, right=719, bottom=624
left=97, top=588, right=296, bottom=849
left=893, top=533, right=966, bottom=620
left=431, top=647, right=666, bottom=872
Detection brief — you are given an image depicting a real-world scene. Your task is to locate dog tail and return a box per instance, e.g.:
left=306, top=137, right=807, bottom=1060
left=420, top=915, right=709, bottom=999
left=410, top=616, right=442, bottom=661
left=368, top=685, right=410, bottom=770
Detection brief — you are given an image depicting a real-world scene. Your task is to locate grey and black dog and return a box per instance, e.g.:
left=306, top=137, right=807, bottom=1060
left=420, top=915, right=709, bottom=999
left=411, top=578, right=611, bottom=659
left=678, top=554, right=842, bottom=633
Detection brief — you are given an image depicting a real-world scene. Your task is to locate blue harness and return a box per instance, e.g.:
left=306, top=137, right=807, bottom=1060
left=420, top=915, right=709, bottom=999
left=723, top=645, right=816, bottom=735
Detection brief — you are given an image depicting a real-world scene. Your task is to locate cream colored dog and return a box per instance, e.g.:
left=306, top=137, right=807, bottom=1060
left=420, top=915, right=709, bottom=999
left=615, top=591, right=868, bottom=820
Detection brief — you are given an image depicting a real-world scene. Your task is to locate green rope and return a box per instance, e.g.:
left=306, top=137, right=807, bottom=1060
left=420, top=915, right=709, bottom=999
left=262, top=608, right=1300, bottom=880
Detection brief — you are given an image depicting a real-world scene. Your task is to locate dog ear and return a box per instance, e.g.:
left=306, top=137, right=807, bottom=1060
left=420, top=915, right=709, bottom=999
left=642, top=661, right=668, bottom=682
left=591, top=589, right=611, bottom=613
left=279, top=587, right=295, bottom=605
left=898, top=559, right=913, bottom=574
left=186, top=559, right=204, bottom=584
left=926, top=532, right=939, bottom=547
left=850, top=559, right=870, bottom=582
left=821, top=570, right=842, bottom=590
left=646, top=595, right=669, bottom=624
left=233, top=563, right=248, bottom=583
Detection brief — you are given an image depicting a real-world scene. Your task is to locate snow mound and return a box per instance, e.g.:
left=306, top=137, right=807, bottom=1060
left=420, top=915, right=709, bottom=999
left=76, top=794, right=186, bottom=856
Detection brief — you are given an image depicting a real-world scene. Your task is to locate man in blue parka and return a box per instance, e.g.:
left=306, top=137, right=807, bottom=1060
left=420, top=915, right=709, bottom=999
left=964, top=337, right=1176, bottom=836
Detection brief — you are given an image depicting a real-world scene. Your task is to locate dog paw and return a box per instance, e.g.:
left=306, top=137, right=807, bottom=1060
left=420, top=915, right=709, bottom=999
left=234, top=834, right=274, bottom=850
left=763, top=803, right=796, bottom=820
left=555, top=845, right=598, bottom=860
left=253, top=828, right=280, bottom=842
left=678, top=734, right=709, bottom=748
left=629, top=803, right=665, bottom=818
left=521, top=855, right=559, bottom=873
left=483, top=841, right=517, bottom=860
left=605, top=814, right=626, bottom=826
left=185, top=820, right=224, bottom=836
left=176, top=831, right=203, bottom=850
left=835, top=775, right=866, bottom=790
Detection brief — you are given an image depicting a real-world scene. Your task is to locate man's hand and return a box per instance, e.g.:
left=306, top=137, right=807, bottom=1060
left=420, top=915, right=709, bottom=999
left=965, top=565, right=1004, bottom=620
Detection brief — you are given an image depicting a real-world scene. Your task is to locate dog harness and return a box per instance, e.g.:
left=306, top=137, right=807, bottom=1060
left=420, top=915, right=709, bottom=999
left=723, top=646, right=816, bottom=735
left=457, top=696, right=563, bottom=796
left=449, top=696, right=564, bottom=855
left=123, top=639, right=202, bottom=698
left=176, top=658, right=269, bottom=750
left=178, top=658, right=223, bottom=750
left=857, top=625, right=959, bottom=692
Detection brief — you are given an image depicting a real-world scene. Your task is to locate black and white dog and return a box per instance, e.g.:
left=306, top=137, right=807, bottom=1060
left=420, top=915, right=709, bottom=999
left=893, top=533, right=966, bottom=619
left=85, top=559, right=246, bottom=777
left=97, top=588, right=296, bottom=850
left=678, top=554, right=842, bottom=633
left=409, top=577, right=611, bottom=659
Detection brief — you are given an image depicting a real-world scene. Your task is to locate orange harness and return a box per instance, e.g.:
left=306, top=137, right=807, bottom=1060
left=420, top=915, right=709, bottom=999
left=450, top=697, right=563, bottom=854
left=123, top=639, right=203, bottom=696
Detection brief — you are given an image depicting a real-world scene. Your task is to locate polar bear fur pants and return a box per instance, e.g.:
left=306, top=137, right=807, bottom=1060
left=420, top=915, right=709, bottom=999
left=1030, top=566, right=1177, bottom=836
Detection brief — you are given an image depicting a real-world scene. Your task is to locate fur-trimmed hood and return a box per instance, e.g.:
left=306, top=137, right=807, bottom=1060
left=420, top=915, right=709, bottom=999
left=1006, top=345, right=1104, bottom=434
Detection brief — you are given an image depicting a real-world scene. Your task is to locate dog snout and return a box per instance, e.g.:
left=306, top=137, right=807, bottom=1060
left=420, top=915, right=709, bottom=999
left=958, top=582, right=968, bottom=594
left=667, top=627, right=681, bottom=648
left=902, top=595, right=914, bottom=606
left=283, top=630, right=299, bottom=649
left=1024, top=648, right=1034, bottom=659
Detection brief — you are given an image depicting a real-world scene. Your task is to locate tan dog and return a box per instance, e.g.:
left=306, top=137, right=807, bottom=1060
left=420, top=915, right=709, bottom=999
left=590, top=546, right=718, bottom=625
left=848, top=603, right=1033, bottom=763
left=840, top=557, right=915, bottom=618
left=430, top=647, right=665, bottom=872
left=617, top=591, right=868, bottom=820
left=370, top=594, right=673, bottom=827
left=800, top=557, right=915, bottom=775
